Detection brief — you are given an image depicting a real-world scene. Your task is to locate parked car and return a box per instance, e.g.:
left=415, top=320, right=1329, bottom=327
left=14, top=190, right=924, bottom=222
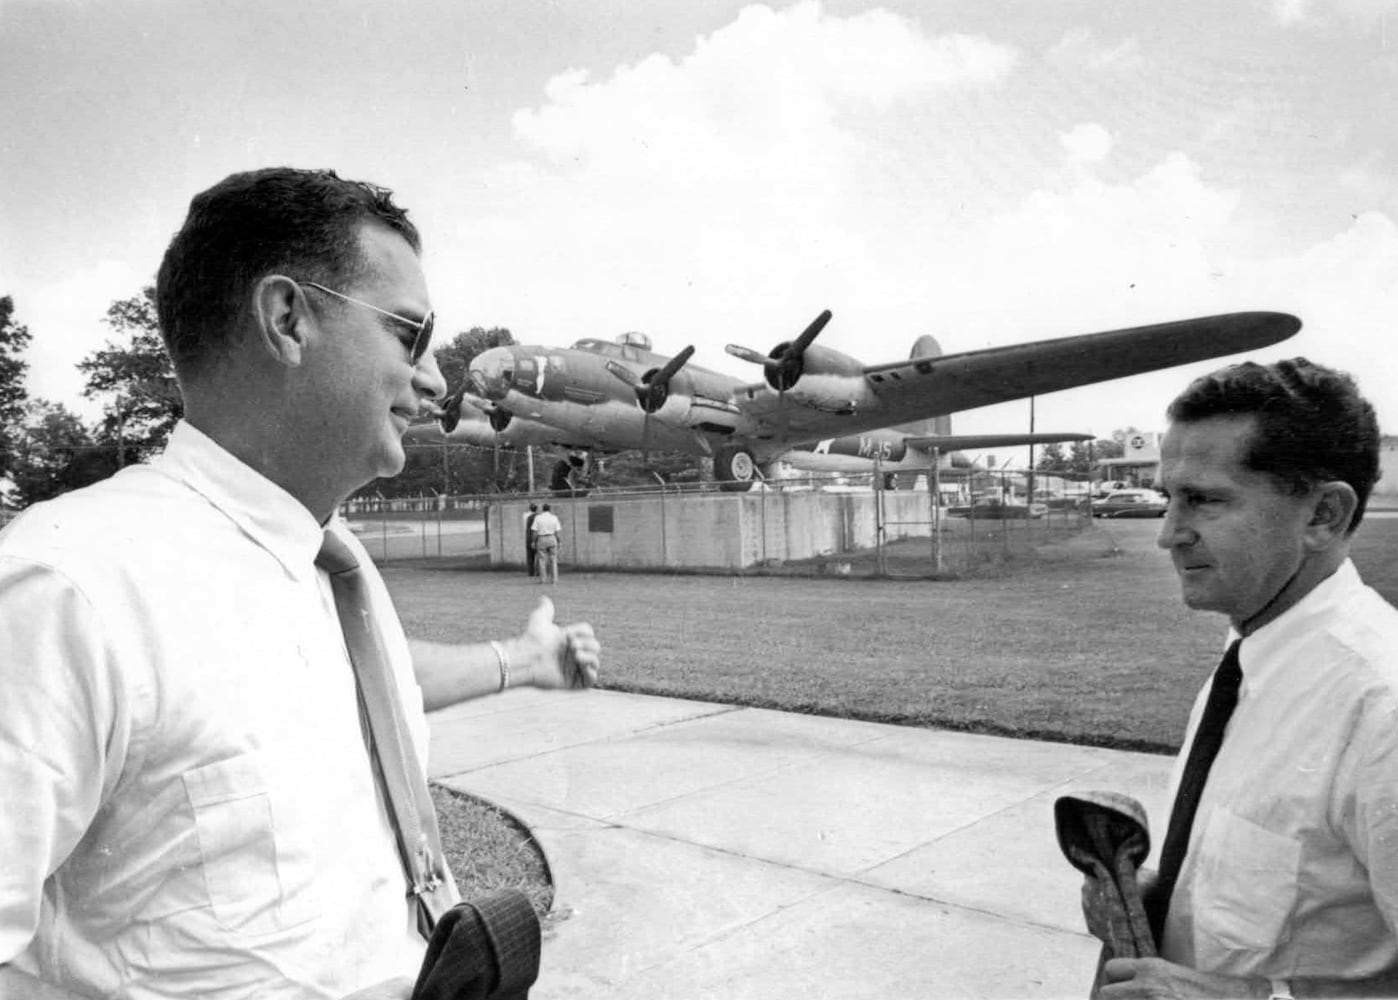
left=1038, top=491, right=1091, bottom=511
left=948, top=495, right=1046, bottom=519
left=1092, top=488, right=1168, bottom=518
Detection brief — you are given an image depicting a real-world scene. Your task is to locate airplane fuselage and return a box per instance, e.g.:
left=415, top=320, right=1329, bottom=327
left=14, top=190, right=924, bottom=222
left=470, top=338, right=762, bottom=458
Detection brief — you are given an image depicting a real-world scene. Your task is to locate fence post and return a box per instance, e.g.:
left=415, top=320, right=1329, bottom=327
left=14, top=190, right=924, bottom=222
left=875, top=455, right=887, bottom=577
left=659, top=485, right=668, bottom=567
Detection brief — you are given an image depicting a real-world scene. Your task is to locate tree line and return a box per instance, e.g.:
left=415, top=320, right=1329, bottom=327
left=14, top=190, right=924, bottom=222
left=0, top=289, right=578, bottom=507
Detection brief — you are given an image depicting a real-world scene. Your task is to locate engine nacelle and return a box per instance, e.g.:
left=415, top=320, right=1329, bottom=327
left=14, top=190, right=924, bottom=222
left=636, top=369, right=696, bottom=415
left=646, top=386, right=694, bottom=425
left=763, top=344, right=879, bottom=414
left=763, top=342, right=865, bottom=391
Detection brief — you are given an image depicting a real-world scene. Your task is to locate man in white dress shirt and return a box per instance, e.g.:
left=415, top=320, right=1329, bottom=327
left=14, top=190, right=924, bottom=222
left=0, top=168, right=600, bottom=1000
left=1100, top=358, right=1398, bottom=999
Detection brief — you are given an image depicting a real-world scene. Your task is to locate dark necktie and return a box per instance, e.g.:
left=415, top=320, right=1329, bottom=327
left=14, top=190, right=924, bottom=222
left=1146, top=639, right=1244, bottom=942
left=317, top=529, right=455, bottom=937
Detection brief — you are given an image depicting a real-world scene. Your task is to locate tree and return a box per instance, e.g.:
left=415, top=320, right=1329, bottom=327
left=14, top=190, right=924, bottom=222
left=0, top=296, right=33, bottom=479
left=77, top=287, right=182, bottom=462
left=8, top=400, right=123, bottom=506
left=1035, top=442, right=1070, bottom=474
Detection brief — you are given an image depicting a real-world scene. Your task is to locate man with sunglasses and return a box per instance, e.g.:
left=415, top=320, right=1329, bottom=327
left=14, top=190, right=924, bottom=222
left=0, top=168, right=600, bottom=1000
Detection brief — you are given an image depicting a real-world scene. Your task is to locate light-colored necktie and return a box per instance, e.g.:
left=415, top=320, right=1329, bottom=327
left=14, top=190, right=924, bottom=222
left=317, top=528, right=456, bottom=938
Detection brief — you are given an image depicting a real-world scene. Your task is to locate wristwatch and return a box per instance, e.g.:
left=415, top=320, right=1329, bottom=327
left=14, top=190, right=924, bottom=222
left=1269, top=979, right=1294, bottom=1000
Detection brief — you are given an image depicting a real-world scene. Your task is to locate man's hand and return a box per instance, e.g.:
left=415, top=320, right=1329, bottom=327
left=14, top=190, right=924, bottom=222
left=341, top=976, right=415, bottom=1000
left=1100, top=958, right=1268, bottom=998
left=517, top=596, right=600, bottom=690
left=1080, top=866, right=1158, bottom=945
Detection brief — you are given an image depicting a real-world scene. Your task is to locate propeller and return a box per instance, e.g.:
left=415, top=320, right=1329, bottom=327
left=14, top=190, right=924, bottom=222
left=435, top=388, right=465, bottom=434
left=606, top=345, right=696, bottom=413
left=430, top=386, right=512, bottom=435
left=726, top=309, right=832, bottom=393
left=605, top=345, right=696, bottom=465
left=487, top=406, right=512, bottom=432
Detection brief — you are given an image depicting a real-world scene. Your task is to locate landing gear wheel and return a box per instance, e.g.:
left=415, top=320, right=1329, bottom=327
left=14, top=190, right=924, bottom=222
left=715, top=447, right=757, bottom=492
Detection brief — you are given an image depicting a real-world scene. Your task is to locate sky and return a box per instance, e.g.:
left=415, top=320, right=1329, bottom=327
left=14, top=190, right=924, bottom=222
left=3, top=0, right=1397, bottom=455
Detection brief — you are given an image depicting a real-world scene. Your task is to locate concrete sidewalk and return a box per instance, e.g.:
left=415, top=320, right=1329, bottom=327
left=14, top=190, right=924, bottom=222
left=428, top=689, right=1175, bottom=999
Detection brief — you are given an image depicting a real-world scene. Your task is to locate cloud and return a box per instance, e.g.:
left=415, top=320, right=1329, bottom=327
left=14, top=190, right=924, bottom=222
left=1247, top=211, right=1398, bottom=393
left=1047, top=28, right=1147, bottom=73
left=439, top=2, right=1017, bottom=343
left=514, top=2, right=1016, bottom=160
left=1061, top=123, right=1113, bottom=163
left=1268, top=0, right=1314, bottom=25
left=1264, top=0, right=1398, bottom=25
left=424, top=1, right=1398, bottom=442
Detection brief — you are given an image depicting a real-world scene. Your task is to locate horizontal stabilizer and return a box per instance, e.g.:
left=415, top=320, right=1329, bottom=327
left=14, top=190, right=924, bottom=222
left=903, top=432, right=1095, bottom=451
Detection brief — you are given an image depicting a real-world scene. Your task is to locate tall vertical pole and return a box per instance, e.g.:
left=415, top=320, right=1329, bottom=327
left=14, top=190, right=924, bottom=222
left=527, top=446, right=535, bottom=493
left=1027, top=395, right=1036, bottom=508
left=1087, top=438, right=1096, bottom=520
left=931, top=446, right=942, bottom=573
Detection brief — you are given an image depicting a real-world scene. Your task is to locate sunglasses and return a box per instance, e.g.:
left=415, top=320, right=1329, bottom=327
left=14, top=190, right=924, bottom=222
left=297, top=280, right=435, bottom=362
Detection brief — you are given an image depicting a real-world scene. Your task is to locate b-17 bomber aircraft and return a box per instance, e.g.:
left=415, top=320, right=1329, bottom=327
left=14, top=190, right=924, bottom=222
left=411, top=309, right=1301, bottom=490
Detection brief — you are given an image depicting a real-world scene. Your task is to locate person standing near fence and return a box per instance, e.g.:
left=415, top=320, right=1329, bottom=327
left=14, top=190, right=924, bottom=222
left=532, top=503, right=563, bottom=584
left=523, top=502, right=539, bottom=579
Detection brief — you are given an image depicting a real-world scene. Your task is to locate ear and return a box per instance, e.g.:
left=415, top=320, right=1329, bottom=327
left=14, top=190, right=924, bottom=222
left=1302, top=480, right=1359, bottom=551
left=251, top=275, right=309, bottom=368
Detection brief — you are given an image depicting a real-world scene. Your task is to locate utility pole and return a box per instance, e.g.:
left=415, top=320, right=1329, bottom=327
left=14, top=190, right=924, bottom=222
left=1027, top=395, right=1035, bottom=506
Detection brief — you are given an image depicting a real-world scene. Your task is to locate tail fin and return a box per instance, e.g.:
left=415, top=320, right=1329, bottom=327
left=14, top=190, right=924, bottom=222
left=893, top=335, right=951, bottom=437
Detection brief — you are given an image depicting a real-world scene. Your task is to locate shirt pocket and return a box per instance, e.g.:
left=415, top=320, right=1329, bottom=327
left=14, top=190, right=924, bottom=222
left=1194, top=807, right=1301, bottom=954
left=181, top=753, right=314, bottom=933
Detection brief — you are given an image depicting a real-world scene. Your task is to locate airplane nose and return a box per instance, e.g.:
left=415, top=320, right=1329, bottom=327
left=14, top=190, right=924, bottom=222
left=468, top=352, right=510, bottom=401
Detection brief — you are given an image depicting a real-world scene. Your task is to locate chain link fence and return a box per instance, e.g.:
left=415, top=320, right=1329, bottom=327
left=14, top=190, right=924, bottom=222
left=343, top=467, right=1097, bottom=577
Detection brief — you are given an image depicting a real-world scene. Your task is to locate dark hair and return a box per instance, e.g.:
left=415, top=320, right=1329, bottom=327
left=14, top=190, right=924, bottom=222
left=542, top=504, right=552, bottom=512
left=1167, top=357, right=1380, bottom=531
left=529, top=503, right=538, bottom=512
left=155, top=167, right=420, bottom=376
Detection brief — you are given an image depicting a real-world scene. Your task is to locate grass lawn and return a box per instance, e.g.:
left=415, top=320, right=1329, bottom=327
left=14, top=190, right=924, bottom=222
left=430, top=785, right=554, bottom=921
left=392, top=517, right=1397, bottom=753
left=402, top=515, right=1398, bottom=905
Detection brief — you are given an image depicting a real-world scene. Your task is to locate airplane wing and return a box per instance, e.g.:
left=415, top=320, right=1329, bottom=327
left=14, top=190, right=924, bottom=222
left=737, top=311, right=1299, bottom=441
